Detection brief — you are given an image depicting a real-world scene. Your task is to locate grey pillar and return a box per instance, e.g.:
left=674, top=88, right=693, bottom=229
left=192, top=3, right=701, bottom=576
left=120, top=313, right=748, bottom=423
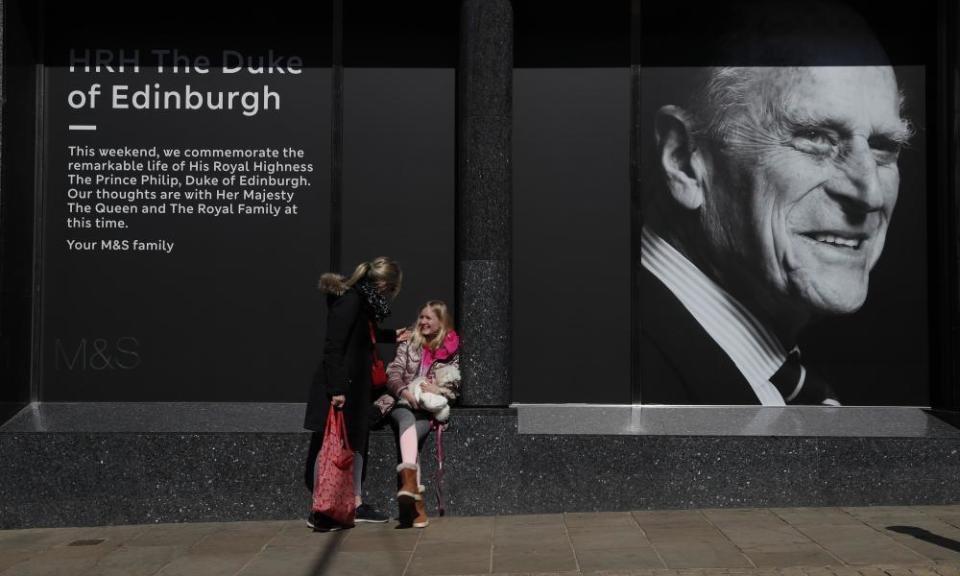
left=457, top=0, right=512, bottom=406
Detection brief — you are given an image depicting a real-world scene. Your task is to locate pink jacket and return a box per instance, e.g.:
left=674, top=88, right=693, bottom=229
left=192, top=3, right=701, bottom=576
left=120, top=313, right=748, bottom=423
left=373, top=332, right=461, bottom=416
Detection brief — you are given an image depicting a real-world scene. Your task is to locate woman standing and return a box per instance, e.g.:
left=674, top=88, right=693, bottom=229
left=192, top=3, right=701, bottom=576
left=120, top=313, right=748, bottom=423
left=382, top=301, right=460, bottom=528
left=304, top=256, right=408, bottom=531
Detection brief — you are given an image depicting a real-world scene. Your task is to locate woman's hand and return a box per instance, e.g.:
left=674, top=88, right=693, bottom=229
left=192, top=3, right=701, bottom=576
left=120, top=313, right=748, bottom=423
left=400, top=389, right=419, bottom=409
left=330, top=394, right=346, bottom=408
left=396, top=328, right=412, bottom=342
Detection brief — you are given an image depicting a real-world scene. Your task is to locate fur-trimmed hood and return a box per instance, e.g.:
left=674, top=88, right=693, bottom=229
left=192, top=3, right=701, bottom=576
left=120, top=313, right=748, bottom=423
left=319, top=272, right=392, bottom=322
left=318, top=273, right=349, bottom=296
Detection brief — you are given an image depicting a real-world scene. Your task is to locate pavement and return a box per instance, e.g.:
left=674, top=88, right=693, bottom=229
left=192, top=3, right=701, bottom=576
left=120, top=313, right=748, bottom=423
left=2, top=506, right=960, bottom=576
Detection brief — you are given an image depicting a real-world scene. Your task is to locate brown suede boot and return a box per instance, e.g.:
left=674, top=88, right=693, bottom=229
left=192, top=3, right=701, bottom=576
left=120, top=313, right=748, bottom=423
left=413, top=484, right=429, bottom=528
left=397, top=463, right=419, bottom=528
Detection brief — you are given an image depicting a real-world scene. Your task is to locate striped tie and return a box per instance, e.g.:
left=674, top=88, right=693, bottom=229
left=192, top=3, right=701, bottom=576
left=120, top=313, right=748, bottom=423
left=769, top=349, right=837, bottom=405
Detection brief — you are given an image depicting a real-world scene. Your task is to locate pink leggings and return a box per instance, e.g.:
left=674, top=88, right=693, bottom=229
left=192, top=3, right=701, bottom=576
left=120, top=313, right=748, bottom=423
left=390, top=406, right=432, bottom=467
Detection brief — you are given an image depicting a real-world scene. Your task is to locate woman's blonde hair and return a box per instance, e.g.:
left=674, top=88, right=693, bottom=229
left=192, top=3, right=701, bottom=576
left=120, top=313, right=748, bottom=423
left=410, top=300, right=454, bottom=352
left=344, top=256, right=403, bottom=298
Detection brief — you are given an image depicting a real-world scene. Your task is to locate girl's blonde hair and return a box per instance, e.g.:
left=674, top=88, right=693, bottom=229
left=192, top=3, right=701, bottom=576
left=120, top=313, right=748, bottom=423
left=345, top=256, right=403, bottom=298
left=410, top=300, right=454, bottom=352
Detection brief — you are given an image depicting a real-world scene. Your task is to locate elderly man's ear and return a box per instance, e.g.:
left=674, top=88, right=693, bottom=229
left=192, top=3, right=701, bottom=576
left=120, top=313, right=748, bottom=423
left=655, top=105, right=709, bottom=211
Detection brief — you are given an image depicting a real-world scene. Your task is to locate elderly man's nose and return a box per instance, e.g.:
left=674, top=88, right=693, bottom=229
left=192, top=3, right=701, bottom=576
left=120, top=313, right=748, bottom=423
left=828, top=137, right=884, bottom=212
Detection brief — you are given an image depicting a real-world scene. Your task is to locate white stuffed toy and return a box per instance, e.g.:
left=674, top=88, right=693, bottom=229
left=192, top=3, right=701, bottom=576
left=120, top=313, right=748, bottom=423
left=406, top=364, right=460, bottom=422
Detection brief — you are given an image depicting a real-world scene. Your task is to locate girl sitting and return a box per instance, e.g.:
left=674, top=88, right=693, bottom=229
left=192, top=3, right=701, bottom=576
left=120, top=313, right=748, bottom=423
left=380, top=301, right=460, bottom=528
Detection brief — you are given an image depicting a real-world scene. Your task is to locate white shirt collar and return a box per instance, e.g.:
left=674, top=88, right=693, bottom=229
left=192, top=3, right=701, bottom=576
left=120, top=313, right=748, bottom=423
left=641, top=227, right=789, bottom=406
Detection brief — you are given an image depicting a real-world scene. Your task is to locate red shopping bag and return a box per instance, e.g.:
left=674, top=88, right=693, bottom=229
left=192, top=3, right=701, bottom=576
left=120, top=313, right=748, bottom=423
left=312, top=406, right=355, bottom=527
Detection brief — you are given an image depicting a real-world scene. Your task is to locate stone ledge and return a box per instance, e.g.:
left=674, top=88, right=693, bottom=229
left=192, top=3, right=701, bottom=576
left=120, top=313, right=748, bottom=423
left=515, top=404, right=960, bottom=438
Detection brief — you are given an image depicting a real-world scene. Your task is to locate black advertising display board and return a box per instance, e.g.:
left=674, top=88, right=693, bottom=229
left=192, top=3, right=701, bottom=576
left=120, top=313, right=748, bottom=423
left=40, top=4, right=332, bottom=401
left=635, top=0, right=937, bottom=406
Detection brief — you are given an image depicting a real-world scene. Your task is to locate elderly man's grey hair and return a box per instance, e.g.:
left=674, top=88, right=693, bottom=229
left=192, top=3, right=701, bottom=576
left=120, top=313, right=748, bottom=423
left=686, top=67, right=761, bottom=144
left=683, top=66, right=912, bottom=151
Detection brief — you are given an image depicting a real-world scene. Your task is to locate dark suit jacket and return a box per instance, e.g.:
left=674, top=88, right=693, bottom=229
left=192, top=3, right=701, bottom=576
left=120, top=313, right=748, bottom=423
left=639, top=266, right=761, bottom=405
left=639, top=266, right=837, bottom=405
left=303, top=290, right=397, bottom=454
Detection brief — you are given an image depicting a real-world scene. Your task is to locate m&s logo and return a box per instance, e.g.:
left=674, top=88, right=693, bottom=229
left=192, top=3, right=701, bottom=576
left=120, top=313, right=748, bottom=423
left=55, top=337, right=141, bottom=371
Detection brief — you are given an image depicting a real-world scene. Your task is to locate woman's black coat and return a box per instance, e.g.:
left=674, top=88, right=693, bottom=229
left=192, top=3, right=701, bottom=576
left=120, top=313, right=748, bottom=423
left=304, top=289, right=397, bottom=455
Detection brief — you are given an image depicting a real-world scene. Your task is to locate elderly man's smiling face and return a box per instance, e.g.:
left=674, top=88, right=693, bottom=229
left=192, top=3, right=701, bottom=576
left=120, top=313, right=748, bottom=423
left=699, top=66, right=911, bottom=319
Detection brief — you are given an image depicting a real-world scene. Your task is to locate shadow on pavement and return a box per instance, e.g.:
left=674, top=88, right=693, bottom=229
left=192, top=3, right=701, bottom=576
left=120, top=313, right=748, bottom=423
left=887, top=526, right=960, bottom=553
left=309, top=529, right=348, bottom=575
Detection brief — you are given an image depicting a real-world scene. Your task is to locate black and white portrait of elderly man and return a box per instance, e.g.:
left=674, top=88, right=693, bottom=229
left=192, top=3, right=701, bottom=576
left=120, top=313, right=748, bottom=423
left=638, top=1, right=918, bottom=406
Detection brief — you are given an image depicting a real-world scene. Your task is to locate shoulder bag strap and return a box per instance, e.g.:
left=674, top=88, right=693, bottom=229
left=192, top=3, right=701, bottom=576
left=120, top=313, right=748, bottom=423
left=368, top=321, right=382, bottom=364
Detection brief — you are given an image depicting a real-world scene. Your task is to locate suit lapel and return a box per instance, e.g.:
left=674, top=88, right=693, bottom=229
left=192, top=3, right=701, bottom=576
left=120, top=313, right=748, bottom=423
left=640, top=266, right=760, bottom=405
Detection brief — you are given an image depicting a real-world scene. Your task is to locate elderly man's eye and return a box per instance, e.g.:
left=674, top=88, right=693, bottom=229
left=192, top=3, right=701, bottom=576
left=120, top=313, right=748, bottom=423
left=792, top=128, right=839, bottom=156
left=797, top=129, right=838, bottom=145
left=869, top=136, right=902, bottom=165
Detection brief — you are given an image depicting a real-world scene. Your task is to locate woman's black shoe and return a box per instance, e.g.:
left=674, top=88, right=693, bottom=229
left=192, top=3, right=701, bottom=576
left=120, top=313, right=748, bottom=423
left=307, top=512, right=344, bottom=532
left=355, top=504, right=390, bottom=523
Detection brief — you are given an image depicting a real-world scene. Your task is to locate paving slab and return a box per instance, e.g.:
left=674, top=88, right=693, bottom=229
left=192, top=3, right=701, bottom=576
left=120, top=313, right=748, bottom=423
left=405, top=543, right=491, bottom=576
left=842, top=507, right=933, bottom=521
left=0, top=528, right=89, bottom=553
left=259, top=521, right=331, bottom=548
left=771, top=509, right=862, bottom=527
left=873, top=521, right=960, bottom=563
left=568, top=527, right=651, bottom=550
left=0, top=551, right=31, bottom=573
left=883, top=568, right=918, bottom=576
left=1, top=555, right=103, bottom=576
left=73, top=525, right=149, bottom=547
left=823, top=567, right=864, bottom=576
left=632, top=511, right=714, bottom=528
left=576, top=546, right=666, bottom=572
left=1, top=537, right=126, bottom=576
left=714, top=524, right=816, bottom=549
left=485, top=572, right=579, bottom=576
left=80, top=545, right=186, bottom=576
left=851, top=568, right=892, bottom=576
left=739, top=543, right=840, bottom=568
left=494, top=514, right=566, bottom=526
left=653, top=542, right=755, bottom=569
left=792, top=525, right=929, bottom=566
left=702, top=509, right=781, bottom=524
left=153, top=551, right=256, bottom=576
left=643, top=526, right=733, bottom=545
left=494, top=524, right=570, bottom=547
left=418, top=517, right=495, bottom=545
left=337, top=527, right=422, bottom=552
left=321, top=549, right=412, bottom=576
left=492, top=545, right=579, bottom=573
left=125, top=522, right=223, bottom=548
left=233, top=545, right=326, bottom=576
left=188, top=522, right=285, bottom=554
left=495, top=540, right=574, bottom=556
left=566, top=512, right=640, bottom=528
left=910, top=567, right=945, bottom=576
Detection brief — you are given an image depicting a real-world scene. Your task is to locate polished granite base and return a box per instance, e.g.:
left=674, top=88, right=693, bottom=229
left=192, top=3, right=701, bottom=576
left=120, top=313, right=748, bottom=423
left=2, top=403, right=959, bottom=529
left=514, top=404, right=960, bottom=437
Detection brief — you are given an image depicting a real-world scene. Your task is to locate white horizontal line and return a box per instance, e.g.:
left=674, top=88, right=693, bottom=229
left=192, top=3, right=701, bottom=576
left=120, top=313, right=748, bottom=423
left=68, top=125, right=97, bottom=131
left=510, top=403, right=933, bottom=409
